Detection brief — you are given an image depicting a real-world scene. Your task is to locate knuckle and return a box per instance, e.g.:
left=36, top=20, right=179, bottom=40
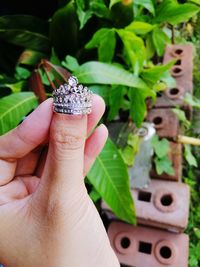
left=51, top=128, right=85, bottom=150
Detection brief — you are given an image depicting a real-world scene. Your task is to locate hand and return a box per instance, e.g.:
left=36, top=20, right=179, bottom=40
left=0, top=95, right=119, bottom=267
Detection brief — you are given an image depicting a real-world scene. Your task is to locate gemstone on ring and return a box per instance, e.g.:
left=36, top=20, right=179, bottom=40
left=52, top=75, right=92, bottom=115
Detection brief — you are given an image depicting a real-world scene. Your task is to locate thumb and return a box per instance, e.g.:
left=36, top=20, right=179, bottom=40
left=39, top=113, right=87, bottom=201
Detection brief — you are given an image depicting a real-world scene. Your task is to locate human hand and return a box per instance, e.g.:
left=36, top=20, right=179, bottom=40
left=0, top=95, right=119, bottom=267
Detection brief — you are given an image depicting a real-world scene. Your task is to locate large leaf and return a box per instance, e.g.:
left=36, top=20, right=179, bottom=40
left=129, top=88, right=148, bottom=127
left=85, top=28, right=116, bottom=62
left=125, top=21, right=155, bottom=35
left=141, top=60, right=175, bottom=85
left=49, top=1, right=79, bottom=58
left=74, top=61, right=149, bottom=89
left=87, top=138, right=136, bottom=224
left=0, top=15, right=50, bottom=52
left=152, top=27, right=171, bottom=56
left=108, top=85, right=125, bottom=121
left=117, top=30, right=146, bottom=75
left=155, top=0, right=200, bottom=25
left=0, top=92, right=38, bottom=135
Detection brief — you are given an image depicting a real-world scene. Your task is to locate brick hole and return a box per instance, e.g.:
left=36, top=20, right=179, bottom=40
left=169, top=88, right=179, bottom=96
left=174, top=48, right=184, bottom=56
left=138, top=191, right=152, bottom=202
left=160, top=194, right=173, bottom=206
left=139, top=241, right=152, bottom=254
left=153, top=116, right=163, bottom=126
left=120, top=237, right=131, bottom=249
left=175, top=59, right=181, bottom=65
left=172, top=67, right=182, bottom=74
left=160, top=246, right=172, bottom=259
left=156, top=92, right=162, bottom=97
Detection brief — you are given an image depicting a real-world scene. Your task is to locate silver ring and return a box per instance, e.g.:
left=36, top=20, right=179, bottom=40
left=52, top=76, right=92, bottom=115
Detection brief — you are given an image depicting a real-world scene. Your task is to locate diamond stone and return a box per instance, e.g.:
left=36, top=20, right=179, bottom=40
left=68, top=76, right=78, bottom=86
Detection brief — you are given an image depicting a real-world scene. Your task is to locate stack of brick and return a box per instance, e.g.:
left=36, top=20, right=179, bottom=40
left=103, top=45, right=192, bottom=267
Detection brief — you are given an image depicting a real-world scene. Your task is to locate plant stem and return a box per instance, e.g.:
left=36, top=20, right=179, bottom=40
left=176, top=135, right=200, bottom=146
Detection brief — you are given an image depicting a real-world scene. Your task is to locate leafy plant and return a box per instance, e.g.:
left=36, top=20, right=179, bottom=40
left=0, top=0, right=199, bottom=225
left=151, top=134, right=174, bottom=175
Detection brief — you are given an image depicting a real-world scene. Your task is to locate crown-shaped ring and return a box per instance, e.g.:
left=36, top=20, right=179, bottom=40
left=52, top=76, right=92, bottom=115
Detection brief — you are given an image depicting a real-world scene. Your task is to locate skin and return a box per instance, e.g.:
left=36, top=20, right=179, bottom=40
left=0, top=95, right=120, bottom=267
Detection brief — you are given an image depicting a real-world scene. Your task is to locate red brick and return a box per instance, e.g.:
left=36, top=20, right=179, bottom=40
left=102, top=180, right=190, bottom=232
left=163, top=44, right=193, bottom=80
left=146, top=108, right=179, bottom=138
left=132, top=180, right=190, bottom=232
left=151, top=142, right=182, bottom=181
left=108, top=222, right=189, bottom=267
left=153, top=44, right=193, bottom=119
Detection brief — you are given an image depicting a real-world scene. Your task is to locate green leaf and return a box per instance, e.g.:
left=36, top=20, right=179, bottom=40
left=146, top=33, right=156, bottom=59
left=125, top=21, right=155, bottom=35
left=0, top=15, right=50, bottom=52
left=120, top=145, right=135, bottom=166
left=0, top=92, right=38, bottom=135
left=87, top=138, right=136, bottom=224
left=120, top=134, right=141, bottom=166
left=76, top=0, right=109, bottom=29
left=18, top=50, right=45, bottom=66
left=152, top=27, right=171, bottom=56
left=134, top=0, right=155, bottom=15
left=155, top=155, right=175, bottom=175
left=108, top=85, right=125, bottom=121
left=85, top=28, right=116, bottom=62
left=184, top=93, right=200, bottom=109
left=129, top=88, right=148, bottom=127
left=85, top=28, right=109, bottom=49
left=74, top=61, right=149, bottom=89
left=141, top=60, right=175, bottom=85
left=49, top=1, right=79, bottom=58
left=172, top=108, right=191, bottom=129
left=117, top=30, right=146, bottom=74
left=152, top=135, right=170, bottom=158
left=155, top=0, right=200, bottom=25
left=62, top=55, right=80, bottom=71
left=89, top=0, right=110, bottom=18
left=89, top=188, right=101, bottom=202
left=89, top=85, right=110, bottom=105
left=76, top=8, right=93, bottom=29
left=5, top=81, right=26, bottom=93
left=184, top=144, right=198, bottom=167
left=15, top=66, right=31, bottom=80
left=109, top=0, right=121, bottom=9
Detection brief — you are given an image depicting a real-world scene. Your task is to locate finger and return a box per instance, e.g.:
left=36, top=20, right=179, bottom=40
left=0, top=177, right=28, bottom=205
left=0, top=98, right=53, bottom=160
left=0, top=176, right=40, bottom=205
left=34, top=95, right=105, bottom=179
left=87, top=94, right=105, bottom=135
left=84, top=124, right=108, bottom=176
left=38, top=113, right=87, bottom=204
left=0, top=99, right=53, bottom=186
left=15, top=146, right=44, bottom=176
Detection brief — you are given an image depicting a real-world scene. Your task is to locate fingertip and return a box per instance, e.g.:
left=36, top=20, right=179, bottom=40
left=87, top=94, right=106, bottom=135
left=97, top=124, right=108, bottom=140
left=19, top=98, right=54, bottom=144
left=92, top=94, right=106, bottom=114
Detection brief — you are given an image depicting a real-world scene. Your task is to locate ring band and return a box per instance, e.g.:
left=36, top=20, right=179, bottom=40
left=52, top=76, right=92, bottom=115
